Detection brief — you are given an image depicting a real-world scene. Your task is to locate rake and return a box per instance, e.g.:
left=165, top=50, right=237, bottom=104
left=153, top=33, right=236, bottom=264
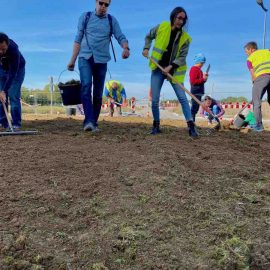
left=147, top=57, right=221, bottom=135
left=0, top=101, right=38, bottom=136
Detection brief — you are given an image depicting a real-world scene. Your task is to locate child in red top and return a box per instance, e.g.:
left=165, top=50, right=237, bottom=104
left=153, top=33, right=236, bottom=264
left=189, top=53, right=208, bottom=122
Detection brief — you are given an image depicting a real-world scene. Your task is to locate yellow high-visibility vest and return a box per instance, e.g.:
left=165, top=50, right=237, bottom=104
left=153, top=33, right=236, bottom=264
left=149, top=21, right=192, bottom=83
left=248, top=49, right=270, bottom=78
left=105, top=80, right=123, bottom=101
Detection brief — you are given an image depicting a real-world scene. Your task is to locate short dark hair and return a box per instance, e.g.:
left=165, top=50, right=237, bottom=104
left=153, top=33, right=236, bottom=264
left=0, top=32, right=9, bottom=45
left=244, top=41, right=258, bottom=50
left=170, top=7, right=188, bottom=29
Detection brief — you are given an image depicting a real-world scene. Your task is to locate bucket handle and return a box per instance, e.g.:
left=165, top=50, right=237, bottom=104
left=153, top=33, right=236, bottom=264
left=57, top=69, right=80, bottom=84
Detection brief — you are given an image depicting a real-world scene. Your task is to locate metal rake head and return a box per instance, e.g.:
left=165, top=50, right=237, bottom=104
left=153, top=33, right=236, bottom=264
left=0, top=130, right=38, bottom=136
left=205, top=120, right=221, bottom=136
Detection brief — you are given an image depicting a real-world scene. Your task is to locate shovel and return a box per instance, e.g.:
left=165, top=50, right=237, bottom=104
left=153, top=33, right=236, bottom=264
left=147, top=57, right=220, bottom=134
left=0, top=101, right=38, bottom=136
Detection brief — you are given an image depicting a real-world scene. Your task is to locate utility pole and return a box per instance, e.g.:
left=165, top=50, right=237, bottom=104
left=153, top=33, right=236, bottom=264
left=257, top=0, right=268, bottom=48
left=49, top=76, right=54, bottom=115
left=211, top=83, right=215, bottom=97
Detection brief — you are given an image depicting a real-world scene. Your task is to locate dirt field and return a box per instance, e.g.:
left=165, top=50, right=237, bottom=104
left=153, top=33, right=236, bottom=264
left=0, top=115, right=270, bottom=270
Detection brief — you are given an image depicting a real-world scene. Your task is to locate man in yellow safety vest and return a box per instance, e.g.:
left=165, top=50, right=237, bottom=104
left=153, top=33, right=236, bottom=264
left=244, top=41, right=270, bottom=132
left=104, top=80, right=127, bottom=117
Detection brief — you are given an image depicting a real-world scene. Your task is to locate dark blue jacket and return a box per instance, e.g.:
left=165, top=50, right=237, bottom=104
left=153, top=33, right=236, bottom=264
left=0, top=39, right=25, bottom=91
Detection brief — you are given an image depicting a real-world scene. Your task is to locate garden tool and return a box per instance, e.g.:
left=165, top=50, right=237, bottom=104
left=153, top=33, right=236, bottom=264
left=0, top=101, right=38, bottom=136
left=114, top=101, right=123, bottom=106
left=206, top=64, right=211, bottom=74
left=147, top=57, right=220, bottom=134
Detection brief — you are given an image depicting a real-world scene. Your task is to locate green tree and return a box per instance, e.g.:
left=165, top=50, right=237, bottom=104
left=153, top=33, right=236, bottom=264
left=220, top=96, right=249, bottom=103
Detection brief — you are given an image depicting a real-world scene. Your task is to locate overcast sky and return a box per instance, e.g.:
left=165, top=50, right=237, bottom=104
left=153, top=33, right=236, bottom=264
left=1, top=0, right=269, bottom=100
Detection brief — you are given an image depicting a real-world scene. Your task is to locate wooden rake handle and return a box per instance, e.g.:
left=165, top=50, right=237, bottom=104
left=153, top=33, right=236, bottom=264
left=147, top=57, right=216, bottom=118
left=1, top=101, right=14, bottom=132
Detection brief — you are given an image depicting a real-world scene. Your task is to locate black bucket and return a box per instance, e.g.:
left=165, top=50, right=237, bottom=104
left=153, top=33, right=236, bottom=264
left=58, top=70, right=81, bottom=106
left=66, top=107, right=77, bottom=116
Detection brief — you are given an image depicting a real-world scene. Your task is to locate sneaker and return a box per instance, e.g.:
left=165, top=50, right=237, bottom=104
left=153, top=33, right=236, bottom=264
left=83, top=122, right=95, bottom=131
left=92, top=126, right=100, bottom=133
left=252, top=125, right=264, bottom=132
left=12, top=125, right=21, bottom=131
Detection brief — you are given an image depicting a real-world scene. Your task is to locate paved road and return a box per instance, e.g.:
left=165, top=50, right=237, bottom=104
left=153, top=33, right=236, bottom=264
left=130, top=107, right=270, bottom=125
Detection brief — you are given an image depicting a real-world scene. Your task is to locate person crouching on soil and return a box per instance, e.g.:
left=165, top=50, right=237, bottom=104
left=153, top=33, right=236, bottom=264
left=239, top=110, right=256, bottom=129
left=200, top=95, right=224, bottom=123
left=190, top=53, right=208, bottom=122
left=142, top=6, right=198, bottom=137
left=104, top=80, right=127, bottom=116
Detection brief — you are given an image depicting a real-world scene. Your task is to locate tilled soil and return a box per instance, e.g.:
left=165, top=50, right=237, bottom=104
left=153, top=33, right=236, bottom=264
left=0, top=116, right=270, bottom=270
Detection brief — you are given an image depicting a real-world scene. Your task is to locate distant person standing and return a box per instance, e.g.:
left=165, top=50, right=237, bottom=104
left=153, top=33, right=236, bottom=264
left=0, top=33, right=25, bottom=130
left=142, top=6, right=198, bottom=137
left=104, top=80, right=127, bottom=116
left=244, top=41, right=270, bottom=132
left=189, top=53, right=208, bottom=122
left=67, top=0, right=130, bottom=131
left=130, top=97, right=136, bottom=113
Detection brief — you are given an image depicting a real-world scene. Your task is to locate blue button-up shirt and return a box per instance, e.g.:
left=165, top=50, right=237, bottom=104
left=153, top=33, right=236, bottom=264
left=75, top=11, right=128, bottom=63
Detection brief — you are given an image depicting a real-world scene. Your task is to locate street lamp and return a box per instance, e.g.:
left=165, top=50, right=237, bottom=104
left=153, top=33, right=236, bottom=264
left=256, top=0, right=268, bottom=48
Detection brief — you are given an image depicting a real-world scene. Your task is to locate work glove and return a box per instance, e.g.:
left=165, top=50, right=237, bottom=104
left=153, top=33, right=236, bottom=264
left=207, top=114, right=214, bottom=121
left=208, top=114, right=219, bottom=123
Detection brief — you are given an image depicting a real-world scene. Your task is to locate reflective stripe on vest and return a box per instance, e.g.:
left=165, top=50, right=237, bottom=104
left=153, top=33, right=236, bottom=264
left=149, top=21, right=192, bottom=83
left=248, top=49, right=270, bottom=78
left=105, top=80, right=123, bottom=101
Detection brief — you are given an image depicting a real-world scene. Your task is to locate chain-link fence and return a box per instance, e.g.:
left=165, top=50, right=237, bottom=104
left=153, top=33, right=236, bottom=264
left=21, top=89, right=66, bottom=115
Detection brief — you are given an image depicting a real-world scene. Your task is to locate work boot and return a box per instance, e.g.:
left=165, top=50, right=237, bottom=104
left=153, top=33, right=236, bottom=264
left=150, top=120, right=161, bottom=135
left=110, top=109, right=114, bottom=117
left=187, top=121, right=199, bottom=138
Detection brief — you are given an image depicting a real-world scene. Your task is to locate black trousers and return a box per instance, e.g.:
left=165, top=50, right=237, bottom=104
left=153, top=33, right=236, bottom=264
left=191, top=93, right=203, bottom=122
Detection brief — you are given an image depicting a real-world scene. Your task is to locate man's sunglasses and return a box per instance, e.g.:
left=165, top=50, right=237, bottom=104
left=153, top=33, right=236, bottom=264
left=99, top=1, right=109, bottom=7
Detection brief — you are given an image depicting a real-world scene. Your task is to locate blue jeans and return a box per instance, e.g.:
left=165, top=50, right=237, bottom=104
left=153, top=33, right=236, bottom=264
left=79, top=57, right=107, bottom=127
left=0, top=67, right=25, bottom=128
left=151, top=69, right=192, bottom=122
left=205, top=105, right=220, bottom=116
left=204, top=105, right=220, bottom=120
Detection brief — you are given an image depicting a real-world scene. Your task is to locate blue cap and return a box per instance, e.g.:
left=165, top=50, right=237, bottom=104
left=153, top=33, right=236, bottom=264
left=194, top=53, right=206, bottom=64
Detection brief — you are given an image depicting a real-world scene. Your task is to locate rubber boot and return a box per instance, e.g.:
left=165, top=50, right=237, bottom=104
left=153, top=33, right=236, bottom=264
left=150, top=120, right=161, bottom=135
left=187, top=121, right=199, bottom=138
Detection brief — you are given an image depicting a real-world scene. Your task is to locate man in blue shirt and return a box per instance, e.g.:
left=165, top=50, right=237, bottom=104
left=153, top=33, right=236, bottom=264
left=0, top=33, right=25, bottom=130
left=104, top=80, right=127, bottom=116
left=67, top=0, right=130, bottom=131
